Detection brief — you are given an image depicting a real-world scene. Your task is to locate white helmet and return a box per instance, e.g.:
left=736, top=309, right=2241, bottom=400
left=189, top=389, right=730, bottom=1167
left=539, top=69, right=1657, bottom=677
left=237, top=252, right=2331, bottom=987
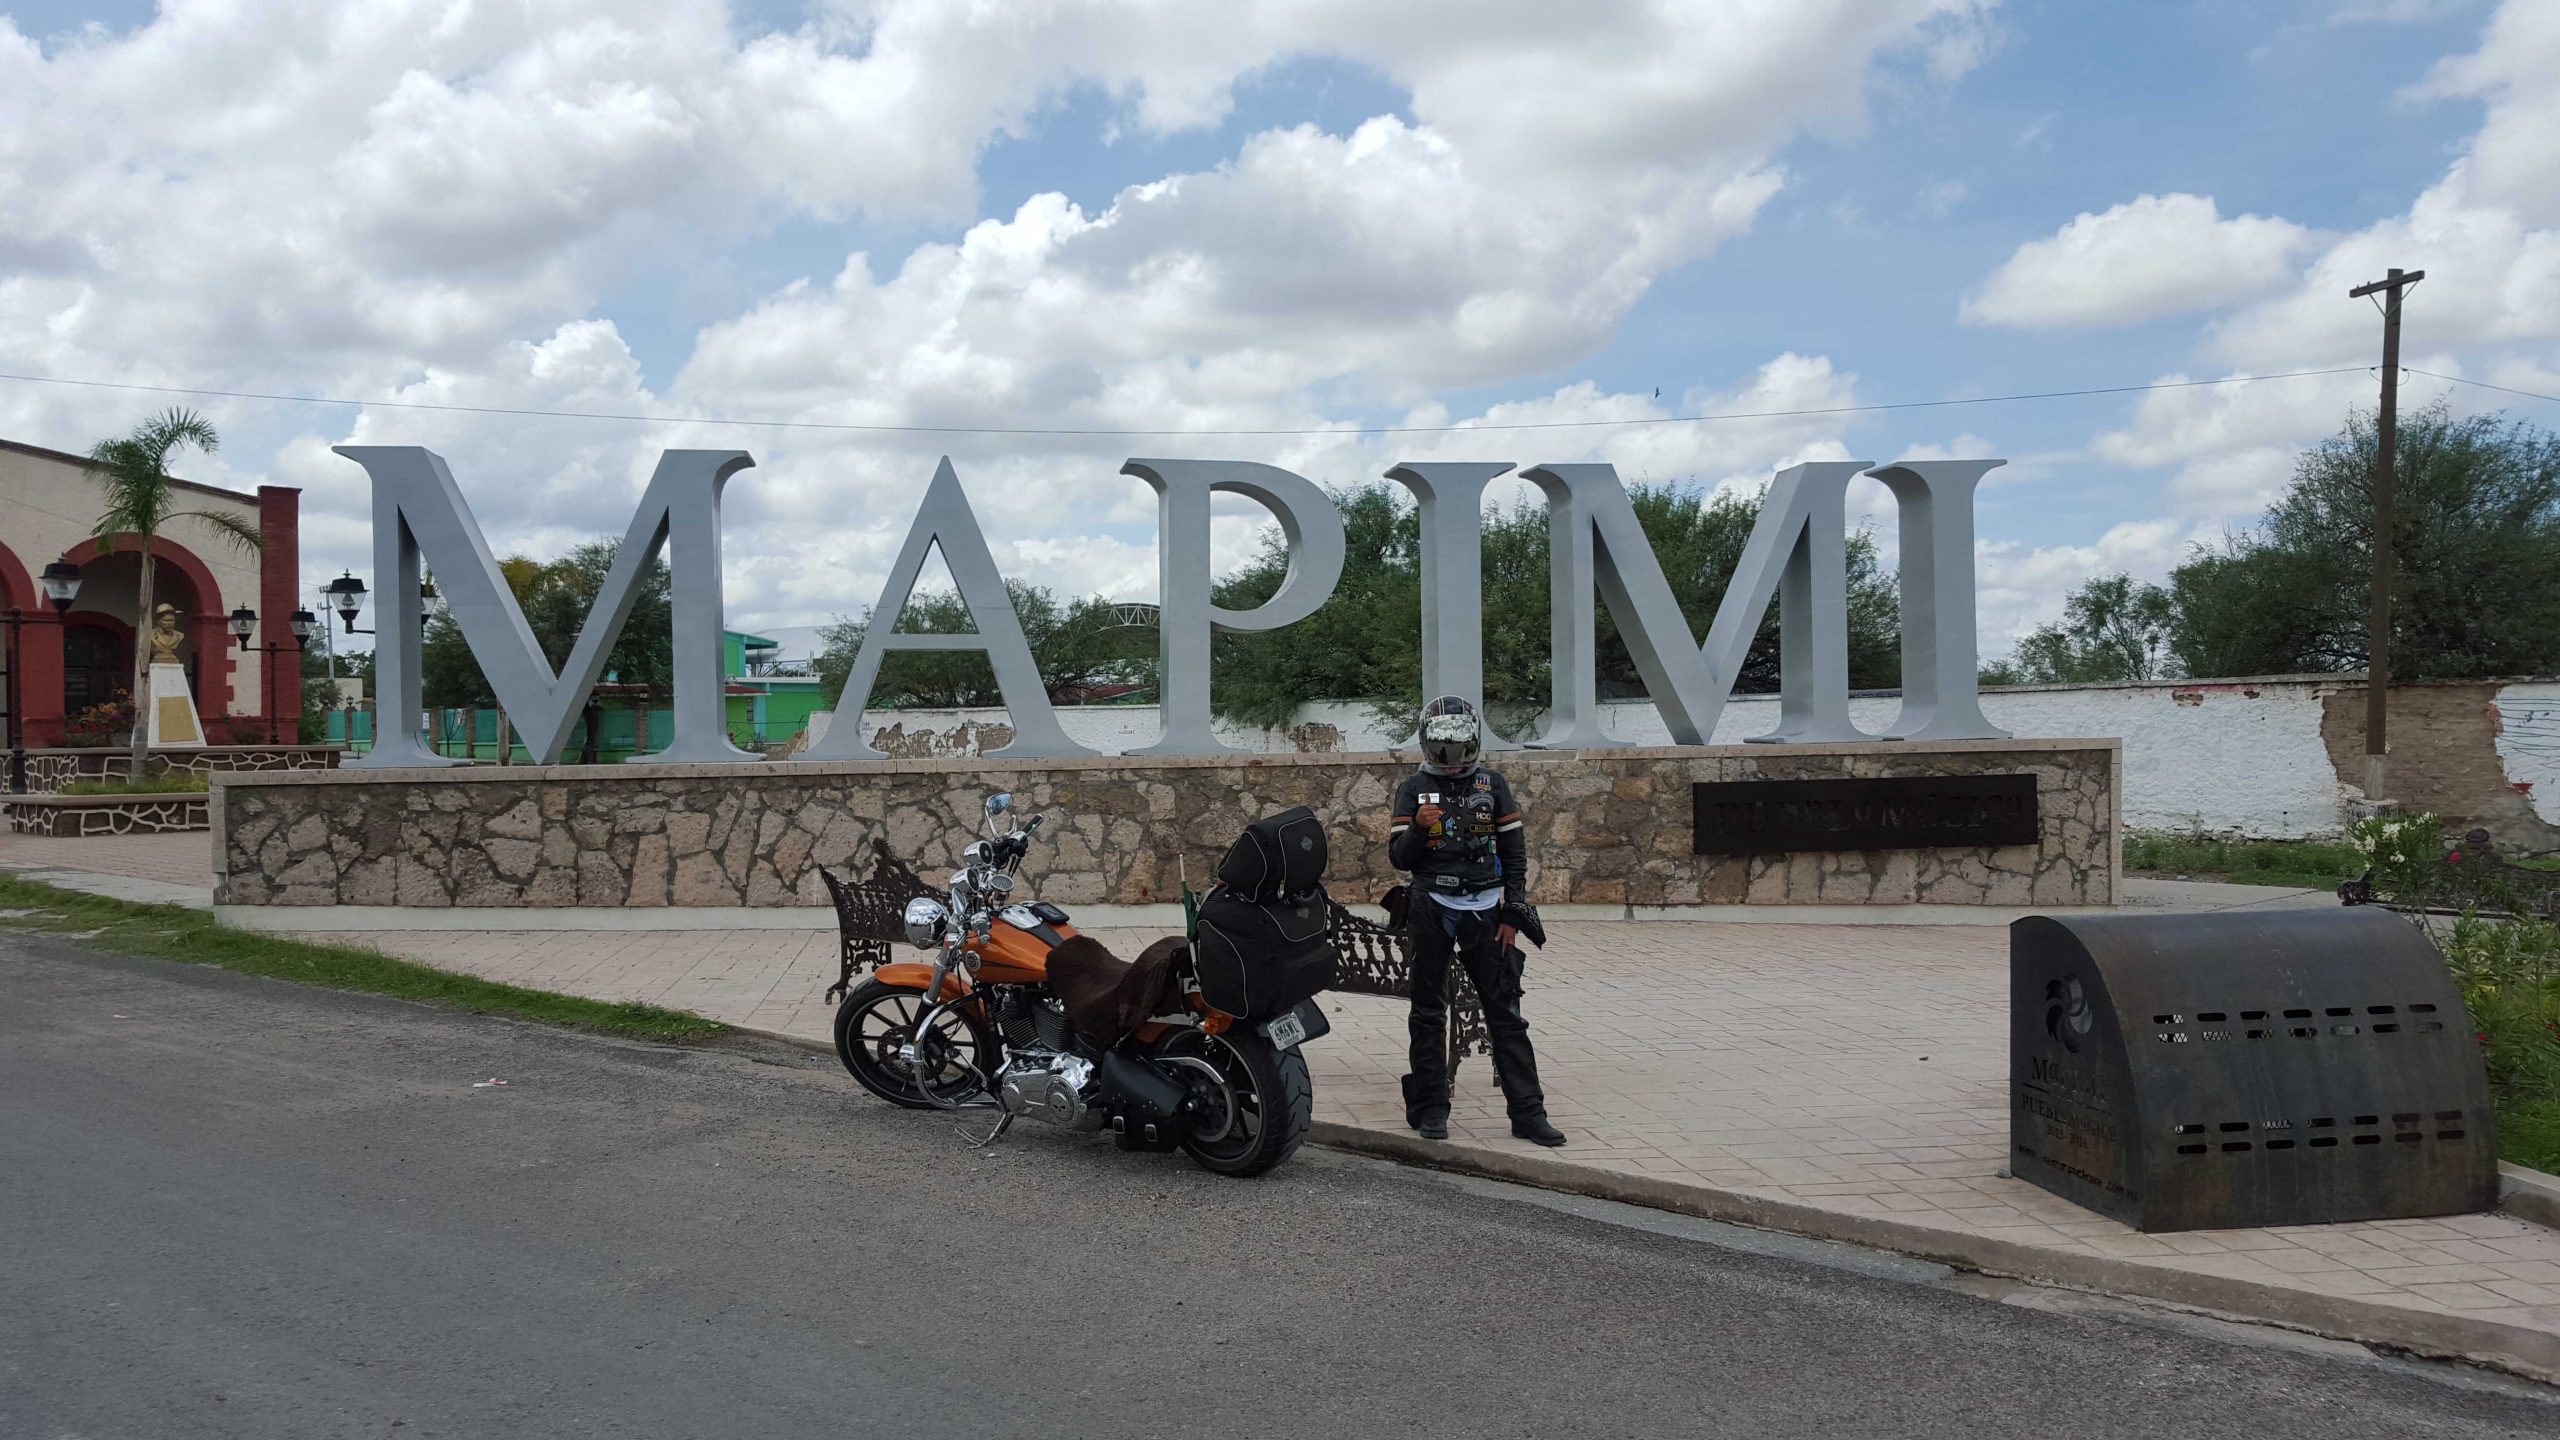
left=1418, top=695, right=1481, bottom=777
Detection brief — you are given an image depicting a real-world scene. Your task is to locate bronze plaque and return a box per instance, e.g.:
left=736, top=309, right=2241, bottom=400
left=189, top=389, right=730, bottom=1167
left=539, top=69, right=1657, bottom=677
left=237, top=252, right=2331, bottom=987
left=1691, top=773, right=2037, bottom=855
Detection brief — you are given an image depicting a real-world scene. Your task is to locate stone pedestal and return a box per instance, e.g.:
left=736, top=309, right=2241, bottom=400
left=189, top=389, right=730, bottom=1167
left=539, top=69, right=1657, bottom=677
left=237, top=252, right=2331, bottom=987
left=144, top=662, right=205, bottom=749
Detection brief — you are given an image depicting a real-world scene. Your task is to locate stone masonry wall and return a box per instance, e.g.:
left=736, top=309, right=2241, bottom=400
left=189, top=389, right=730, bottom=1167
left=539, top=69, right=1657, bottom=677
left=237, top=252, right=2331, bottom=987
left=214, top=740, right=2117, bottom=911
left=4, top=794, right=210, bottom=837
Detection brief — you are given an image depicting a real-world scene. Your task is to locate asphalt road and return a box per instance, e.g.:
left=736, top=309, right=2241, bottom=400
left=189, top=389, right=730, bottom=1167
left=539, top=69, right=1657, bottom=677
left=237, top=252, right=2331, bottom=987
left=5, top=933, right=2556, bottom=1440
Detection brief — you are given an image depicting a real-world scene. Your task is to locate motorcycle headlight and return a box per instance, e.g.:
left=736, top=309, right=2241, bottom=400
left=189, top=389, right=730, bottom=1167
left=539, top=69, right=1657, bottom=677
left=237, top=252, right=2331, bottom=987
left=902, top=897, right=950, bottom=949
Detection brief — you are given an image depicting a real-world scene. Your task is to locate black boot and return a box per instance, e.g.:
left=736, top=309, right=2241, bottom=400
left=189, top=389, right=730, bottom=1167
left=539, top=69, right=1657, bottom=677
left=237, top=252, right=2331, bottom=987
left=1416, top=1116, right=1450, bottom=1141
left=1511, top=1114, right=1566, bottom=1147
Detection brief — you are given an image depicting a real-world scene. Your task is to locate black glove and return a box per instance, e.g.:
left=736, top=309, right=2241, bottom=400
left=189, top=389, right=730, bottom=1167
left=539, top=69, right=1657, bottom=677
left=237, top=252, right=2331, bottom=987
left=1498, top=900, right=1546, bottom=949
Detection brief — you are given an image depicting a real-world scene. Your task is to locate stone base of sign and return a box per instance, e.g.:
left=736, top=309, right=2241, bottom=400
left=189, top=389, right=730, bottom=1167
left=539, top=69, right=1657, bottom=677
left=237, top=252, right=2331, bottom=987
left=4, top=792, right=211, bottom=837
left=211, top=738, right=2119, bottom=913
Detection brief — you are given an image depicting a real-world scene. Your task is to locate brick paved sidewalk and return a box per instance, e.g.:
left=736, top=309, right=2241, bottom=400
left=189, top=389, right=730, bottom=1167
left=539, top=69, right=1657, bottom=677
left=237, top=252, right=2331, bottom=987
left=8, top=830, right=2559, bottom=1376
left=0, top=830, right=214, bottom=890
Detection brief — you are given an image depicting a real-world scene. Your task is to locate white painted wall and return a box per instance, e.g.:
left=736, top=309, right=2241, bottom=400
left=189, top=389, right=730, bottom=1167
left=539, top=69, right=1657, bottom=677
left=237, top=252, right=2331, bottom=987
left=2495, top=682, right=2560, bottom=826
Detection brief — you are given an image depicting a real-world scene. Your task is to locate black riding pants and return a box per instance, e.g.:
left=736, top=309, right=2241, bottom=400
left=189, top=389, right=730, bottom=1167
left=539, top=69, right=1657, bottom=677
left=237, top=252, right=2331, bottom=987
left=1401, top=903, right=1546, bottom=1125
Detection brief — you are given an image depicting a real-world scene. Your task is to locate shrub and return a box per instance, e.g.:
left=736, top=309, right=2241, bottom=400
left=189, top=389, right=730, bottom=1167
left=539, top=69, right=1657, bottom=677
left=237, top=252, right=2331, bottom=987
left=2433, top=912, right=2560, bottom=1172
left=57, top=773, right=211, bottom=796
left=2349, top=811, right=2445, bottom=902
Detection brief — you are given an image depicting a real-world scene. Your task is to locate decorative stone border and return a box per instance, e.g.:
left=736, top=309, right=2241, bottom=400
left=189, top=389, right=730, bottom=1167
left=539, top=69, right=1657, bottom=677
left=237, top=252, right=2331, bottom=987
left=3, top=792, right=211, bottom=837
left=22, top=746, right=342, bottom=792
left=213, top=739, right=2121, bottom=911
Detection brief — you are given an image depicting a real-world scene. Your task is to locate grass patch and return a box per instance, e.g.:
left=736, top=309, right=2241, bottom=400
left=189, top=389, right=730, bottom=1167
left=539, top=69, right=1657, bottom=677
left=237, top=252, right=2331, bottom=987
left=0, top=873, right=726, bottom=1044
left=2123, top=831, right=2366, bottom=890
left=56, top=773, right=212, bottom=796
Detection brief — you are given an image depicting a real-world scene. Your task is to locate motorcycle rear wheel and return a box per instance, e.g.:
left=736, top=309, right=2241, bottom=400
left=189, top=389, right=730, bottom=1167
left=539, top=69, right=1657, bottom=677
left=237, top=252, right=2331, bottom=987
left=833, top=978, right=995, bottom=1109
left=1157, top=1027, right=1312, bottom=1177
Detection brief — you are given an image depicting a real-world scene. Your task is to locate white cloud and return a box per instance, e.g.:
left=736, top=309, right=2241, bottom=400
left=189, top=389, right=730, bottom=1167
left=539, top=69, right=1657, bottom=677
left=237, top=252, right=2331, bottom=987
left=1963, top=193, right=2316, bottom=330
left=0, top=0, right=1997, bottom=637
left=1975, top=517, right=2211, bottom=650
left=1957, top=1, right=2560, bottom=659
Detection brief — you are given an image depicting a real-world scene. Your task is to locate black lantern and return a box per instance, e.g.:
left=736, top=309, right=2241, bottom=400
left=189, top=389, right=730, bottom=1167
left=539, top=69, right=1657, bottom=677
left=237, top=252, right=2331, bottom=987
left=289, top=608, right=319, bottom=644
left=324, top=571, right=368, bottom=632
left=38, top=559, right=81, bottom=614
left=229, top=606, right=258, bottom=650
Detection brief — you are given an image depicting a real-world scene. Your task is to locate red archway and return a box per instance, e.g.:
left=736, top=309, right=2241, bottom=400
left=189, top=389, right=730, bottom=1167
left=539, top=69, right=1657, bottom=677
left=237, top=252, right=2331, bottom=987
left=0, top=538, right=69, bottom=747
left=60, top=533, right=238, bottom=723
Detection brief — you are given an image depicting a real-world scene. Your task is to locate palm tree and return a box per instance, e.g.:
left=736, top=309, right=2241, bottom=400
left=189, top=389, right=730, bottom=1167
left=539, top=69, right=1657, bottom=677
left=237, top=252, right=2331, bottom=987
left=88, top=409, right=261, bottom=781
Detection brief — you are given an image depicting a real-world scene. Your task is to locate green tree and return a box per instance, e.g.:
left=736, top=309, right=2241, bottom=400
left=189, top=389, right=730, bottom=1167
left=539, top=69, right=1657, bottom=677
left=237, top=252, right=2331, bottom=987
left=2169, top=404, right=2560, bottom=679
left=815, top=580, right=1153, bottom=709
left=1209, top=481, right=1903, bottom=731
left=86, top=408, right=261, bottom=780
left=1990, top=405, right=2560, bottom=684
left=2004, top=573, right=2180, bottom=684
left=419, top=543, right=673, bottom=760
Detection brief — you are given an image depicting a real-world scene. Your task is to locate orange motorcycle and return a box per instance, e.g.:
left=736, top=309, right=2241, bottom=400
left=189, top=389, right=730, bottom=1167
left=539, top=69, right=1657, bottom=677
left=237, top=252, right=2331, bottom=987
left=832, top=794, right=1337, bottom=1177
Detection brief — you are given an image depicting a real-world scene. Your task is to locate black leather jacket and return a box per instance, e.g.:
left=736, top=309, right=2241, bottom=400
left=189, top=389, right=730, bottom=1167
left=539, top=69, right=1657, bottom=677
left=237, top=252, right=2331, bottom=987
left=1387, top=766, right=1527, bottom=904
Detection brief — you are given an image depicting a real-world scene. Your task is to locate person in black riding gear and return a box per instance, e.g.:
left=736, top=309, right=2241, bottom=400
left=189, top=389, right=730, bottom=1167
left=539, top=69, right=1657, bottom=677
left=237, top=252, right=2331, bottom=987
left=1386, top=696, right=1567, bottom=1148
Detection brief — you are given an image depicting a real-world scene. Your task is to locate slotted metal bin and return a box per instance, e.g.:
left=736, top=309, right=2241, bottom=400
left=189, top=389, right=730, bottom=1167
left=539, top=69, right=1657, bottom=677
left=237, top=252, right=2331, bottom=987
left=2010, top=908, right=2498, bottom=1233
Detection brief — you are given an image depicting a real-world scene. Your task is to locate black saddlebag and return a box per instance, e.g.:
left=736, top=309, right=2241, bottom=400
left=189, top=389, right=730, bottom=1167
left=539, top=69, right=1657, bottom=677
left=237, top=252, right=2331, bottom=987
left=1215, top=805, right=1328, bottom=902
left=1193, top=885, right=1339, bottom=1020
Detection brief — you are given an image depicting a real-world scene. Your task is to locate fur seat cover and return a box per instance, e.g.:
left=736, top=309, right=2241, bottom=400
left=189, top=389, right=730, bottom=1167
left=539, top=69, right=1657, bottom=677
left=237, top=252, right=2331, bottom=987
left=1046, top=934, right=1186, bottom=1048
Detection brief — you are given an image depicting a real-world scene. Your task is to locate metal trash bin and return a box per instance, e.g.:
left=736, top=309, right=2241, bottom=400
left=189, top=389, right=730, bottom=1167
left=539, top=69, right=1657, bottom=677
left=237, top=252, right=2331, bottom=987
left=2011, top=908, right=2497, bottom=1232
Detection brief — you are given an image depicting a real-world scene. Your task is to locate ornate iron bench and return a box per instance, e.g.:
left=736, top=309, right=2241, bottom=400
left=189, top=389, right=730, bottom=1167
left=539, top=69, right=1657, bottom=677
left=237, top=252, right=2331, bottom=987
left=1325, top=897, right=1493, bottom=1062
left=817, top=841, right=935, bottom=1005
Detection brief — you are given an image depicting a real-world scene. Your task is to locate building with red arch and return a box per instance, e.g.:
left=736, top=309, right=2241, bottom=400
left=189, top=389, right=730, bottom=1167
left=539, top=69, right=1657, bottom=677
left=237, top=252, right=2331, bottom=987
left=0, top=438, right=301, bottom=748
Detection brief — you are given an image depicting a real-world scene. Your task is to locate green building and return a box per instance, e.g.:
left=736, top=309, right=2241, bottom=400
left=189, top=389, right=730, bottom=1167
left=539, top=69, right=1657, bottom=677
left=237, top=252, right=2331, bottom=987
left=722, top=630, right=825, bottom=751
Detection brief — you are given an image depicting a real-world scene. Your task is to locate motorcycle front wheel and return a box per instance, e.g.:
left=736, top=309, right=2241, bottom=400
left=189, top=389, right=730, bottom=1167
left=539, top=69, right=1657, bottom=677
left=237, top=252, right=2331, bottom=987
left=833, top=978, right=995, bottom=1109
left=1156, top=1027, right=1312, bottom=1177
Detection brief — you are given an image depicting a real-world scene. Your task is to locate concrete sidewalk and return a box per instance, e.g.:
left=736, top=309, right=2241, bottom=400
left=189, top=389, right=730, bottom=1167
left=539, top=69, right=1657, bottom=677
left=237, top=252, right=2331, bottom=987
left=8, top=831, right=2558, bottom=1380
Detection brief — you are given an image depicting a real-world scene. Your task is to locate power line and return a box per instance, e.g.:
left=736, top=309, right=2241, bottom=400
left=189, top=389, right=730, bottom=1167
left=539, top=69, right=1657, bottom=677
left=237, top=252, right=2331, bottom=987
left=2404, top=368, right=2560, bottom=406
left=0, top=364, right=2378, bottom=439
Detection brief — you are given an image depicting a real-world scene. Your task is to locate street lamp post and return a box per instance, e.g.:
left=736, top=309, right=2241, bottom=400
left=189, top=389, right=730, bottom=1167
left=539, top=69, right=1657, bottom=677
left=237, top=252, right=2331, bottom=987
left=323, top=570, right=439, bottom=637
left=6, top=560, right=84, bottom=793
left=321, top=571, right=442, bottom=756
left=231, top=605, right=319, bottom=745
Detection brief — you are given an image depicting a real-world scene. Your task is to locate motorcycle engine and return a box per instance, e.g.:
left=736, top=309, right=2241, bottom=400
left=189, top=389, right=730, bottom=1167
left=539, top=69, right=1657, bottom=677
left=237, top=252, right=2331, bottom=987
left=992, top=987, right=1076, bottom=1053
left=998, top=1052, right=1098, bottom=1128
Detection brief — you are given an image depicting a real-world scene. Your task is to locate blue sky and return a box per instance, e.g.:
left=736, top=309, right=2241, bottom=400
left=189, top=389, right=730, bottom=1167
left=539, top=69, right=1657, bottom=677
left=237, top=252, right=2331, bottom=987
left=2, top=0, right=2552, bottom=665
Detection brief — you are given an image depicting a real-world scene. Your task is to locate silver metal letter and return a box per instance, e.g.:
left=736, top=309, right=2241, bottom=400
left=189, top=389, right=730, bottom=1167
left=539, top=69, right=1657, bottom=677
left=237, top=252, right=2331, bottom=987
left=797, top=458, right=1095, bottom=762
left=1520, top=464, right=1726, bottom=748
left=1870, top=459, right=2009, bottom=741
left=336, top=446, right=760, bottom=768
left=1119, top=459, right=1346, bottom=756
left=1386, top=462, right=1516, bottom=751
left=1702, top=461, right=1872, bottom=744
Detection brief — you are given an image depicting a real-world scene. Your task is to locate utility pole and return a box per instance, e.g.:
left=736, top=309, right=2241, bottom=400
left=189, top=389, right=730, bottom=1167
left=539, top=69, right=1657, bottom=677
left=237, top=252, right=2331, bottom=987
left=2346, top=265, right=2423, bottom=805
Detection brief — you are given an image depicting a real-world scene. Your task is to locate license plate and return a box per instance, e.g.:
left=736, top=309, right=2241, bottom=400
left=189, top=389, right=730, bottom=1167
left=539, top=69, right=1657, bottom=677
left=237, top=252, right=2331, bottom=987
left=1263, top=1011, right=1308, bottom=1050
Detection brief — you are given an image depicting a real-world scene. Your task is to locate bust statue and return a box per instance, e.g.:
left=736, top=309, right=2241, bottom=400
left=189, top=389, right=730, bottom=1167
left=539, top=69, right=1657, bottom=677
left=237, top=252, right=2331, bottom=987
left=148, top=604, right=185, bottom=664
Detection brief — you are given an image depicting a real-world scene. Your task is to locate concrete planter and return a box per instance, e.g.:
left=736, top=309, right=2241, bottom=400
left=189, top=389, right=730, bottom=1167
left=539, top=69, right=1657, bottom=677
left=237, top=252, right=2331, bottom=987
left=3, top=791, right=211, bottom=837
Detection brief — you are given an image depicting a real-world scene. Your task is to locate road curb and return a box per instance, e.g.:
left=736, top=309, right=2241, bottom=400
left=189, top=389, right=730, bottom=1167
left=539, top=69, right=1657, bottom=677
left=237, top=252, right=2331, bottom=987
left=738, top=1020, right=2557, bottom=1386
left=2503, top=1163, right=2560, bottom=1232
left=1306, top=1120, right=2560, bottom=1386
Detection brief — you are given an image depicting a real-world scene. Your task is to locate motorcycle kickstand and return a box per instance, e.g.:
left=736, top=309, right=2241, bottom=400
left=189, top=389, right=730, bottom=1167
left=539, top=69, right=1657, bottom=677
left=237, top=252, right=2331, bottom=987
left=963, top=1105, right=1016, bottom=1149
